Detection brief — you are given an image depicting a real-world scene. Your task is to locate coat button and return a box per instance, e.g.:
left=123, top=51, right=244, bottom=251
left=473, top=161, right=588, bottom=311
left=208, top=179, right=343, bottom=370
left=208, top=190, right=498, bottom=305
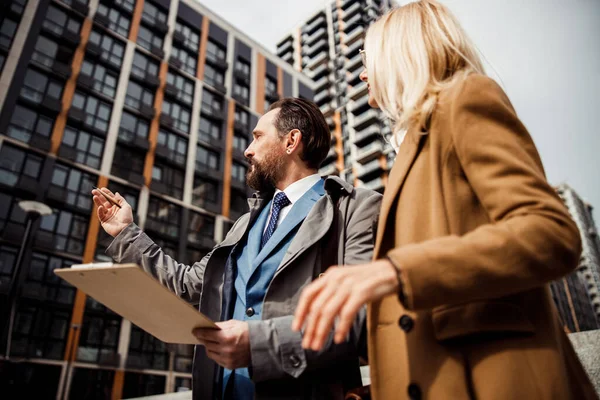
left=399, top=315, right=414, bottom=332
left=246, top=307, right=255, bottom=317
left=408, top=383, right=421, bottom=400
left=290, top=354, right=301, bottom=368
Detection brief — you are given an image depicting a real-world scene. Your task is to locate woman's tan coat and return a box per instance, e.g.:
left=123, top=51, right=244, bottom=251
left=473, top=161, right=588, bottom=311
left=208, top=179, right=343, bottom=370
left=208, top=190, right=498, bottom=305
left=368, top=74, right=597, bottom=400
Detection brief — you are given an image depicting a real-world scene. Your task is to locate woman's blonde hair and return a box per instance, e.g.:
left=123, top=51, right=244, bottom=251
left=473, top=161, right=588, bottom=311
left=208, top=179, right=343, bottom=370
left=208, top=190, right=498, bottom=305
left=364, top=0, right=485, bottom=134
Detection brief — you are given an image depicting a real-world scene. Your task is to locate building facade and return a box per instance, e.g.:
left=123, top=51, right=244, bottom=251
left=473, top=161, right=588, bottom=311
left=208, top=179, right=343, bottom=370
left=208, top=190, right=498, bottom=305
left=276, top=0, right=395, bottom=192
left=551, top=184, right=600, bottom=332
left=0, top=0, right=314, bottom=397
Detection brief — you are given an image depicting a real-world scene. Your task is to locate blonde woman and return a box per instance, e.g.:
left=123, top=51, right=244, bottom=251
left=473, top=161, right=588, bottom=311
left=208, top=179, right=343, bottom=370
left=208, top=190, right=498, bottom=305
left=293, top=1, right=597, bottom=399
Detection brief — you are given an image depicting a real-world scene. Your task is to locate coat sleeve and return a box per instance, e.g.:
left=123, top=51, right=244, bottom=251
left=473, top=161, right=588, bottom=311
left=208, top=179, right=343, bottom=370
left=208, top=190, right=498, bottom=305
left=105, top=216, right=246, bottom=305
left=248, top=190, right=382, bottom=382
left=387, top=75, right=581, bottom=311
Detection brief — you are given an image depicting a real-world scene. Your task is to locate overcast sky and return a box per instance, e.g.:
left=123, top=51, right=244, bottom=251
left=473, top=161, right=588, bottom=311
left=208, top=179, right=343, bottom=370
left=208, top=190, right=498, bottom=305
left=198, top=0, right=600, bottom=218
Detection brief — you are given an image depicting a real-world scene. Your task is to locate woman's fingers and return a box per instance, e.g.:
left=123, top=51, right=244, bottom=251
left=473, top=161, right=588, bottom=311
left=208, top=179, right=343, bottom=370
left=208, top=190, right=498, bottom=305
left=292, top=276, right=327, bottom=331
left=309, top=284, right=352, bottom=350
left=301, top=279, right=341, bottom=348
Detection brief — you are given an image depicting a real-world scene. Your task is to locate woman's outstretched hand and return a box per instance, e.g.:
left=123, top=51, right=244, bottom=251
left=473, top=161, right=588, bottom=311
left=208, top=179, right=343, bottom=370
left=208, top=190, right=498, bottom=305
left=292, top=259, right=400, bottom=351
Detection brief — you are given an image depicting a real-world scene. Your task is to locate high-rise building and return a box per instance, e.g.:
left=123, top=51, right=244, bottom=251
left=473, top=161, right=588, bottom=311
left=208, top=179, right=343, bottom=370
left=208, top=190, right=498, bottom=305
left=276, top=0, right=395, bottom=192
left=0, top=0, right=314, bottom=397
left=551, top=184, right=600, bottom=332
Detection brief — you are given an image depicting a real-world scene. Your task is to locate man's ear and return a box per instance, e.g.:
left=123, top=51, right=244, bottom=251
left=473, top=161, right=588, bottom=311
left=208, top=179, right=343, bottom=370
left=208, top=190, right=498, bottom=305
left=286, top=129, right=302, bottom=155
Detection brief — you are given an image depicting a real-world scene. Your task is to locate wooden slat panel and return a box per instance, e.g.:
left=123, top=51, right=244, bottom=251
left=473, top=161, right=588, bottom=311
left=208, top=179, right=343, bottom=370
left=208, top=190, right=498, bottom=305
left=196, top=17, right=210, bottom=80
left=255, top=53, right=265, bottom=114
left=143, top=61, right=168, bottom=186
left=63, top=174, right=109, bottom=360
left=111, top=369, right=125, bottom=400
left=50, top=18, right=93, bottom=154
left=334, top=111, right=344, bottom=172
left=221, top=99, right=235, bottom=217
left=128, top=0, right=145, bottom=42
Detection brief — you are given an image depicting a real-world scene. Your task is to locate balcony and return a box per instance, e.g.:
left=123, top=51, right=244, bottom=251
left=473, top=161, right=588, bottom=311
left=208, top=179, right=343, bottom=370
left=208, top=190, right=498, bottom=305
left=345, top=13, right=363, bottom=33
left=351, top=95, right=370, bottom=115
left=361, top=177, right=384, bottom=192
left=345, top=52, right=363, bottom=72
left=320, top=102, right=333, bottom=116
left=356, top=158, right=384, bottom=179
left=313, top=75, right=330, bottom=93
left=346, top=68, right=362, bottom=86
left=344, top=38, right=363, bottom=57
left=307, top=52, right=328, bottom=71
left=348, top=82, right=368, bottom=101
left=281, top=52, right=294, bottom=65
left=323, top=147, right=338, bottom=164
left=304, top=27, right=328, bottom=47
left=304, top=38, right=328, bottom=58
left=314, top=89, right=332, bottom=105
left=310, top=64, right=329, bottom=81
left=341, top=0, right=359, bottom=11
left=355, top=141, right=384, bottom=164
left=353, top=109, right=380, bottom=131
left=319, top=163, right=338, bottom=177
left=277, top=39, right=293, bottom=55
left=345, top=26, right=365, bottom=46
left=353, top=125, right=380, bottom=146
left=302, top=14, right=326, bottom=35
left=342, top=2, right=361, bottom=21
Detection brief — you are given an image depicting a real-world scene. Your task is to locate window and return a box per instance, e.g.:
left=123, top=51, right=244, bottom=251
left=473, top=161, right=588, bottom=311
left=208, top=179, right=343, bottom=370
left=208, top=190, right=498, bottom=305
left=235, top=57, right=250, bottom=76
left=233, top=134, right=248, bottom=152
left=0, top=193, right=27, bottom=238
left=157, top=129, right=188, bottom=164
left=50, top=164, right=96, bottom=211
left=87, top=29, right=125, bottom=68
left=141, top=0, right=167, bottom=26
left=80, top=59, right=119, bottom=98
left=122, top=372, right=166, bottom=398
left=20, top=68, right=64, bottom=104
left=112, top=0, right=135, bottom=14
left=96, top=1, right=131, bottom=37
left=9, top=0, right=27, bottom=16
left=126, top=325, right=168, bottom=370
left=61, top=126, right=105, bottom=169
left=187, top=212, right=215, bottom=247
left=137, top=24, right=163, bottom=52
left=71, top=91, right=112, bottom=133
left=7, top=105, right=54, bottom=144
left=70, top=369, right=115, bottom=399
left=198, top=117, right=221, bottom=143
left=233, top=83, right=249, bottom=104
left=9, top=253, right=75, bottom=359
left=152, top=162, right=184, bottom=199
left=119, top=111, right=149, bottom=141
left=161, top=100, right=190, bottom=133
left=266, top=76, right=277, bottom=95
left=0, top=245, right=18, bottom=293
left=201, top=89, right=223, bottom=113
left=235, top=108, right=249, bottom=127
left=175, top=20, right=199, bottom=51
left=264, top=98, right=273, bottom=113
left=195, top=145, right=220, bottom=171
left=206, top=40, right=226, bottom=63
left=174, top=346, right=194, bottom=373
left=203, top=64, right=224, bottom=88
left=112, top=146, right=145, bottom=179
left=42, top=4, right=82, bottom=37
left=146, top=197, right=182, bottom=240
left=192, top=176, right=218, bottom=207
left=130, top=51, right=159, bottom=80
left=0, top=145, right=43, bottom=187
left=170, top=46, right=196, bottom=76
left=31, top=36, right=63, bottom=69
left=125, top=81, right=155, bottom=111
left=77, top=297, right=121, bottom=364
left=37, top=209, right=88, bottom=256
left=230, top=190, right=248, bottom=214
left=1, top=18, right=18, bottom=55
left=166, top=71, right=194, bottom=105
left=232, top=162, right=247, bottom=183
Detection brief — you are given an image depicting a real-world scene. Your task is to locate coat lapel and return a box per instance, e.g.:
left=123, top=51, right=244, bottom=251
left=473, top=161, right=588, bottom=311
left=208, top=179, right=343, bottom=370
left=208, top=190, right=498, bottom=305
left=374, top=128, right=427, bottom=256
left=251, top=181, right=324, bottom=271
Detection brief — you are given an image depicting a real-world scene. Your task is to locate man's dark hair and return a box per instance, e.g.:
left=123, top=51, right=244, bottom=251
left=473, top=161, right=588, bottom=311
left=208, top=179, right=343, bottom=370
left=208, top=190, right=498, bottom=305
left=268, top=97, right=331, bottom=169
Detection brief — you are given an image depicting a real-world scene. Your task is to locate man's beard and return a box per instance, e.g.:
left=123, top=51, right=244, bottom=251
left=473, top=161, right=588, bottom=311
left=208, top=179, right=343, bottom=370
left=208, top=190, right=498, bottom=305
left=246, top=150, right=286, bottom=192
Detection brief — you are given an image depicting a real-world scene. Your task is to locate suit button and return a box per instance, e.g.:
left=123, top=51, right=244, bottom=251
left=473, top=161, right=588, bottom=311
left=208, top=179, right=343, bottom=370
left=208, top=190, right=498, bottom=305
left=408, top=383, right=421, bottom=400
left=246, top=307, right=255, bottom=317
left=399, top=315, right=414, bottom=332
left=290, top=354, right=301, bottom=368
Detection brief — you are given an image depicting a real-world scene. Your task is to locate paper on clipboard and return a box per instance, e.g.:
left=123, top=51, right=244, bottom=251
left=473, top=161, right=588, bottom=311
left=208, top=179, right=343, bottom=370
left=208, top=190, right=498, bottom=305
left=55, top=263, right=218, bottom=344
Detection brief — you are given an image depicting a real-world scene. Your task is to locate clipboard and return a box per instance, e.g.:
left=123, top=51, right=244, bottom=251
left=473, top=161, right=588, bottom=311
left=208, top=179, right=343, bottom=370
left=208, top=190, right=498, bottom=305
left=54, top=263, right=218, bottom=344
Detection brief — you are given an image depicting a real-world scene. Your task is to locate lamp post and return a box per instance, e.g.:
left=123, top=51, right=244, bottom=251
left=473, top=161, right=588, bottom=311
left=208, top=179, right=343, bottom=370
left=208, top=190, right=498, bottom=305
left=2, top=200, right=52, bottom=359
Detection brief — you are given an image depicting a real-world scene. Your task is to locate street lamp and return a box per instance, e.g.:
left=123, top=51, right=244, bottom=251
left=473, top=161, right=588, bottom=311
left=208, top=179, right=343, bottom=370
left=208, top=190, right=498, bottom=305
left=2, top=200, right=52, bottom=359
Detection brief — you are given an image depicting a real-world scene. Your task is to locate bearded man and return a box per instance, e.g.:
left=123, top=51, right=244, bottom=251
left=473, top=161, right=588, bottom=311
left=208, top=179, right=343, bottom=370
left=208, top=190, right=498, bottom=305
left=92, top=98, right=382, bottom=400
